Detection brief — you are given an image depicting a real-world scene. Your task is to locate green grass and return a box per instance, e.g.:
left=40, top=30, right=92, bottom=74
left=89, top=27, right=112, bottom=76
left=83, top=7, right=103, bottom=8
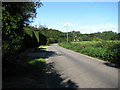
left=28, top=58, right=45, bottom=64
left=59, top=40, right=120, bottom=65
left=38, top=45, right=48, bottom=48
left=18, top=56, right=46, bottom=74
left=3, top=55, right=46, bottom=87
left=3, top=45, right=48, bottom=77
left=18, top=45, right=47, bottom=74
left=71, top=41, right=100, bottom=44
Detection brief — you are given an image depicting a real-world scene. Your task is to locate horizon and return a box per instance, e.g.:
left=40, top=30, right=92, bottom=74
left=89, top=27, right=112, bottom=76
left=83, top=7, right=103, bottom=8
left=31, top=2, right=118, bottom=34
left=37, top=26, right=117, bottom=34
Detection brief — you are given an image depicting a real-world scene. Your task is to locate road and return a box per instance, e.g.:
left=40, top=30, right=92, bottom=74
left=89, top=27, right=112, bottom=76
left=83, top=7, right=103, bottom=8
left=44, top=44, right=118, bottom=88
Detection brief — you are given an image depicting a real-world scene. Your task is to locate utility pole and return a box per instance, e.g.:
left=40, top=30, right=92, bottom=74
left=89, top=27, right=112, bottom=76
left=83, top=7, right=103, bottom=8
left=67, top=24, right=68, bottom=43
left=35, top=25, right=37, bottom=28
left=39, top=23, right=40, bottom=28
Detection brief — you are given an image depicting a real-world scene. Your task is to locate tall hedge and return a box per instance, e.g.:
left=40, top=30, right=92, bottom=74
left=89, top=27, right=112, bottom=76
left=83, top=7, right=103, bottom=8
left=2, top=2, right=42, bottom=75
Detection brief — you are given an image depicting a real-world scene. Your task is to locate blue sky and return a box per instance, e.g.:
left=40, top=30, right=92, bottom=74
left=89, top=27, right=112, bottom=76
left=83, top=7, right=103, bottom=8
left=31, top=2, right=118, bottom=34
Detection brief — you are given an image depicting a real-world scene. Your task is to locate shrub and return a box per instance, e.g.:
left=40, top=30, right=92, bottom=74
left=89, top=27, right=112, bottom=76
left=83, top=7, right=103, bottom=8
left=59, top=41, right=120, bottom=65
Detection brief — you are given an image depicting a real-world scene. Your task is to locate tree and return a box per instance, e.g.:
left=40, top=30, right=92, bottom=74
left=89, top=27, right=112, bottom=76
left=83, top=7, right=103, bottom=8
left=2, top=2, right=43, bottom=73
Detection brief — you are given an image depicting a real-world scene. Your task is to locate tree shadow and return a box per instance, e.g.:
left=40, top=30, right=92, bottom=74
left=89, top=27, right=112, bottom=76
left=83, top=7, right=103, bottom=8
left=27, top=50, right=56, bottom=59
left=2, top=48, right=56, bottom=88
left=3, top=47, right=79, bottom=88
left=33, top=48, right=47, bottom=52
left=103, top=62, right=120, bottom=69
left=43, top=62, right=79, bottom=88
left=3, top=48, right=56, bottom=76
left=21, top=47, right=79, bottom=88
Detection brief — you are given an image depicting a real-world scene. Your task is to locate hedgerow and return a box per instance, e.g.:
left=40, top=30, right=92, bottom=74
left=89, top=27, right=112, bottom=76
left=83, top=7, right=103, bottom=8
left=59, top=41, right=120, bottom=65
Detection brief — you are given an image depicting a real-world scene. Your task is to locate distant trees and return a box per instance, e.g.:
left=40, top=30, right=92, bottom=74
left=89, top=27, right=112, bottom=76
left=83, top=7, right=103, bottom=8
left=37, top=27, right=120, bottom=44
left=71, top=31, right=119, bottom=41
left=38, top=27, right=67, bottom=44
left=71, top=31, right=81, bottom=41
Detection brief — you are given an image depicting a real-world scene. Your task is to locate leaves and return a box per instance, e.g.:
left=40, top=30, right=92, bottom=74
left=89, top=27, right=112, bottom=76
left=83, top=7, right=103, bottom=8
left=2, top=2, right=43, bottom=61
left=34, top=31, right=40, bottom=43
left=59, top=41, right=120, bottom=65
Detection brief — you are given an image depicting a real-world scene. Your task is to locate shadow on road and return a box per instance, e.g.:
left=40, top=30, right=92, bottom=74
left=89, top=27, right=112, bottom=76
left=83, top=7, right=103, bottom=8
left=26, top=47, right=56, bottom=58
left=44, top=62, right=79, bottom=88
left=103, top=62, right=120, bottom=69
left=3, top=47, right=56, bottom=88
left=3, top=47, right=79, bottom=88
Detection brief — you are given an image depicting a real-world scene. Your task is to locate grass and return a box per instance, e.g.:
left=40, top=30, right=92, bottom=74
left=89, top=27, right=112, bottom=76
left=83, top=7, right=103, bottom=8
left=28, top=58, right=45, bottom=64
left=71, top=40, right=120, bottom=44
left=18, top=56, right=46, bottom=73
left=3, top=56, right=46, bottom=88
left=38, top=45, right=48, bottom=48
left=59, top=40, right=120, bottom=65
left=3, top=45, right=48, bottom=77
left=3, top=45, right=48, bottom=88
left=17, top=45, right=47, bottom=75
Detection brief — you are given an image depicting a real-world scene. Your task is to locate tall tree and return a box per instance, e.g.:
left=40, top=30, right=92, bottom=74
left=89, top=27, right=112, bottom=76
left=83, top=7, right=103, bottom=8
left=2, top=2, right=42, bottom=62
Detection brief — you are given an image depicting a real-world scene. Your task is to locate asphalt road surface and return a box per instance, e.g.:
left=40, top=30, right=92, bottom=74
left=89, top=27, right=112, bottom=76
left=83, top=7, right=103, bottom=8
left=44, top=44, right=118, bottom=88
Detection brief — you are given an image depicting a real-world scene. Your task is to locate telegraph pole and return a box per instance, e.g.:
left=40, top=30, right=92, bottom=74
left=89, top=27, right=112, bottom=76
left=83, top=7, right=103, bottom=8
left=67, top=24, right=68, bottom=43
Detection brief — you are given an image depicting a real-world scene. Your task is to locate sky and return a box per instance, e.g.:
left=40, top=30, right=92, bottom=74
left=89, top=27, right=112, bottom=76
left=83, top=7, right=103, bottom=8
left=31, top=2, right=118, bottom=34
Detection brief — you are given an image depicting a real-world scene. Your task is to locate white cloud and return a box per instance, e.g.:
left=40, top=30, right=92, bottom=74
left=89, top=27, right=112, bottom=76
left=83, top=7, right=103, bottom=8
left=41, top=24, right=45, bottom=26
left=70, top=23, right=118, bottom=34
left=46, top=23, right=118, bottom=34
left=64, top=23, right=72, bottom=26
left=47, top=25, right=56, bottom=29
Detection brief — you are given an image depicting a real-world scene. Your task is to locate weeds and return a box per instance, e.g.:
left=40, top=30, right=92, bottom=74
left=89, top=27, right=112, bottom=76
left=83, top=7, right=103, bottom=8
left=59, top=40, right=120, bottom=65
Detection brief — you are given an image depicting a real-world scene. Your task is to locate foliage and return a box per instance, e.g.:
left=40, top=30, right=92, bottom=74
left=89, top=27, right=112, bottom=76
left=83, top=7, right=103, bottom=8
left=3, top=45, right=47, bottom=76
left=2, top=2, right=43, bottom=75
left=70, top=31, right=119, bottom=42
left=2, top=2, right=42, bottom=59
left=39, top=27, right=67, bottom=44
left=24, top=27, right=33, bottom=37
left=34, top=31, right=40, bottom=42
left=24, top=26, right=47, bottom=46
left=37, top=25, right=120, bottom=44
left=59, top=41, right=120, bottom=65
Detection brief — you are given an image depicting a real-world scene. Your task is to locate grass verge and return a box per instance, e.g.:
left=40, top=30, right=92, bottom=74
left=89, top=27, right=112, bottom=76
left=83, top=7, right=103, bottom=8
left=3, top=45, right=48, bottom=88
left=3, top=45, right=47, bottom=77
left=59, top=41, right=120, bottom=65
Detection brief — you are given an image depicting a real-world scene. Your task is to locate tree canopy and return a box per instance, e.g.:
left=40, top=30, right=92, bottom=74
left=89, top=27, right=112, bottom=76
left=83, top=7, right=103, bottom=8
left=2, top=2, right=43, bottom=69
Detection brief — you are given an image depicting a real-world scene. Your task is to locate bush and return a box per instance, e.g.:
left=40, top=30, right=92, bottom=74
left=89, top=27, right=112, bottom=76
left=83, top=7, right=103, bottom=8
left=59, top=41, right=120, bottom=65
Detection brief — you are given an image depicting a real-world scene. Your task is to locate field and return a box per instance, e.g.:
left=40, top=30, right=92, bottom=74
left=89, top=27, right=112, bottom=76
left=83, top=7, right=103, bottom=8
left=59, top=40, right=120, bottom=65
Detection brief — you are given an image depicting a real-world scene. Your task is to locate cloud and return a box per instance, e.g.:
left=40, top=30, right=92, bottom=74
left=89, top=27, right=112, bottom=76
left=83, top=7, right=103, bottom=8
left=64, top=23, right=72, bottom=26
left=47, top=25, right=56, bottom=29
left=70, top=23, right=118, bottom=34
left=46, top=23, right=118, bottom=34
